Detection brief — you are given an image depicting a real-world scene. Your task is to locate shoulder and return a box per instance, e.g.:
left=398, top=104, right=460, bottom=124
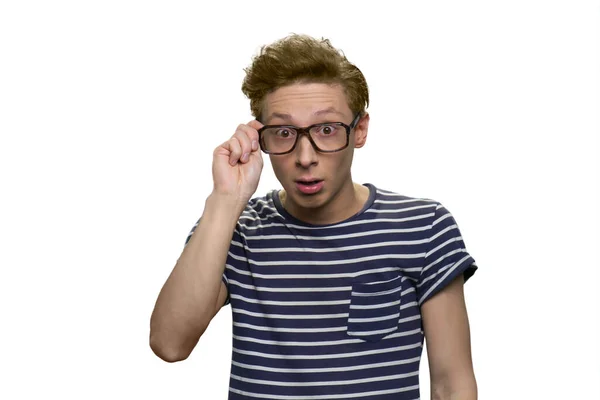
left=370, top=185, right=440, bottom=219
left=373, top=185, right=438, bottom=205
left=236, top=190, right=283, bottom=231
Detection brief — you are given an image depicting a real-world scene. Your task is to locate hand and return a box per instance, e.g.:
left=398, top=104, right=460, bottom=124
left=212, top=120, right=264, bottom=204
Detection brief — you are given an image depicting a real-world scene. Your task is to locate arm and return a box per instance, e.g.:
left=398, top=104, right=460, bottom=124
left=150, top=119, right=263, bottom=363
left=149, top=193, right=242, bottom=362
left=421, top=274, right=477, bottom=400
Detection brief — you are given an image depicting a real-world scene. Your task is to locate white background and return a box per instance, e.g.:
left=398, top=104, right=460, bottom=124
left=1, top=0, right=598, bottom=399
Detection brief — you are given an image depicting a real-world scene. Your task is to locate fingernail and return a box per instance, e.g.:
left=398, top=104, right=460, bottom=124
left=252, top=140, right=258, bottom=151
left=241, top=153, right=249, bottom=162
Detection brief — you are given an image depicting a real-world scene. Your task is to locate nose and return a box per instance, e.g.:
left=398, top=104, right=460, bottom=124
left=294, top=134, right=318, bottom=168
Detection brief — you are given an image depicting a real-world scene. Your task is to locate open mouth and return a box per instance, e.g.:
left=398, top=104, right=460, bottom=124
left=297, top=180, right=322, bottom=185
left=295, top=179, right=324, bottom=194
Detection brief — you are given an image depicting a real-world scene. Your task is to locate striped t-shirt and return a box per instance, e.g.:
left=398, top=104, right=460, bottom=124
left=184, top=183, right=477, bottom=400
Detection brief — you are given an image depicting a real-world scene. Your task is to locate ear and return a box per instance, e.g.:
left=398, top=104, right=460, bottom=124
left=353, top=112, right=370, bottom=149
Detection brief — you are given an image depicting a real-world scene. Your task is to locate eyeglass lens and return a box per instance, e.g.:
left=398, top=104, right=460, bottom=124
left=261, top=124, right=348, bottom=153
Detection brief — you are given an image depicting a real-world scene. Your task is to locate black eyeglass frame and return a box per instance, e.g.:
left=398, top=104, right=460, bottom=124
left=257, top=113, right=362, bottom=155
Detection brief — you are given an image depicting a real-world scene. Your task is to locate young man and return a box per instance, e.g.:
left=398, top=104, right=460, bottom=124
left=150, top=34, right=478, bottom=400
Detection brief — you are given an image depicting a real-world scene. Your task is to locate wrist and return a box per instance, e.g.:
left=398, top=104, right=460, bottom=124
left=205, top=192, right=247, bottom=221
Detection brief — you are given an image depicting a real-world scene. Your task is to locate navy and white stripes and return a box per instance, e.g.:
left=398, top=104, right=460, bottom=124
left=184, top=183, right=477, bottom=399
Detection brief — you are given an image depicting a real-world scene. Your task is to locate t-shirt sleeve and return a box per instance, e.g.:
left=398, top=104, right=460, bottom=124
left=417, top=202, right=478, bottom=305
left=183, top=217, right=243, bottom=307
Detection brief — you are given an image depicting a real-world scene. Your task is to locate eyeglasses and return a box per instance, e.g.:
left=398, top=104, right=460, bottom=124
left=258, top=113, right=362, bottom=155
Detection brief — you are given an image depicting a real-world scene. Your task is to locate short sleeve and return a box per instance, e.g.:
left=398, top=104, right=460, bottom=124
left=184, top=217, right=241, bottom=307
left=417, top=202, right=478, bottom=305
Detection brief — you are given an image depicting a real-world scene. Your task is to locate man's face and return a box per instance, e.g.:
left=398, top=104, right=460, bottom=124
left=261, top=82, right=369, bottom=212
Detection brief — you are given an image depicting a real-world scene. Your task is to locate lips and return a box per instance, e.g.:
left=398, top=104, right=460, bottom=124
left=295, top=178, right=324, bottom=195
left=296, top=177, right=323, bottom=184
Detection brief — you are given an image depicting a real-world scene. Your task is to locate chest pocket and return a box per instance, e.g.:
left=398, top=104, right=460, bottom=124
left=346, top=275, right=403, bottom=342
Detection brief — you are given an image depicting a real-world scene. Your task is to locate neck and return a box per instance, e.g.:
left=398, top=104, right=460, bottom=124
left=279, top=180, right=369, bottom=225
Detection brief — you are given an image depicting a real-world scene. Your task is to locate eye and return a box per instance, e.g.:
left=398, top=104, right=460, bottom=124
left=316, top=125, right=338, bottom=135
left=275, top=128, right=295, bottom=138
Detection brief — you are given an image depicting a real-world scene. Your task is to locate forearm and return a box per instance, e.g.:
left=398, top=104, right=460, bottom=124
left=432, top=391, right=477, bottom=400
left=431, top=375, right=477, bottom=400
left=150, top=193, right=244, bottom=361
left=424, top=275, right=477, bottom=400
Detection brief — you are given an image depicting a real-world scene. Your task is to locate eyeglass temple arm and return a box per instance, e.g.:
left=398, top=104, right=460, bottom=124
left=350, top=113, right=362, bottom=128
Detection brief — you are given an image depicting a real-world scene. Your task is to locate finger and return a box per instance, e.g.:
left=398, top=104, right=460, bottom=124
left=233, top=129, right=252, bottom=163
left=227, top=137, right=243, bottom=166
left=235, top=124, right=258, bottom=158
left=247, top=120, right=264, bottom=151
left=247, top=119, right=264, bottom=131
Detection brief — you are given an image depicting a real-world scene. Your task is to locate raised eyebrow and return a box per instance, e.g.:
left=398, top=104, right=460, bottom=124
left=266, top=109, right=345, bottom=124
left=266, top=112, right=293, bottom=124
left=313, top=107, right=345, bottom=117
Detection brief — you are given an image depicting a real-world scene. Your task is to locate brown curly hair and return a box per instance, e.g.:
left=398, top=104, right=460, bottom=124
left=241, top=33, right=369, bottom=120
